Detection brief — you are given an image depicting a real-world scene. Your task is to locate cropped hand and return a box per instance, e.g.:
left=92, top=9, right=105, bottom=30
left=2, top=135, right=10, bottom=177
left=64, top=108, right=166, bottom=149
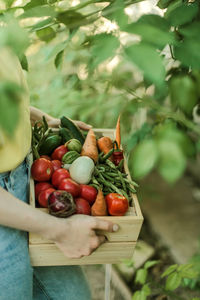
left=48, top=214, right=118, bottom=259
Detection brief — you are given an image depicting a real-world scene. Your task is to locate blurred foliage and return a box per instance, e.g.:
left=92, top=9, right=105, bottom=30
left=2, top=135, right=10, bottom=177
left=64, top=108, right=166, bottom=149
left=1, top=0, right=200, bottom=184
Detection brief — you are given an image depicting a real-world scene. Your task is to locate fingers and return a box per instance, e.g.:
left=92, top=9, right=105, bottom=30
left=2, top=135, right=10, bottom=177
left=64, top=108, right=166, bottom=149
left=91, top=218, right=119, bottom=232
left=73, top=120, right=92, bottom=130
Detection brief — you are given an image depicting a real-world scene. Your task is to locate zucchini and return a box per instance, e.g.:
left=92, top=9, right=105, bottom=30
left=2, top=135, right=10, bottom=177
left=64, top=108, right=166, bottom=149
left=59, top=127, right=73, bottom=144
left=60, top=116, right=85, bottom=145
left=39, top=135, right=62, bottom=155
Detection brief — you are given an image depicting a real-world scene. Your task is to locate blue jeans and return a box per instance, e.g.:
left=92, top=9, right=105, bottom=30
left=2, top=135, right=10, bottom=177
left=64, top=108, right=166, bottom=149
left=0, top=158, right=91, bottom=300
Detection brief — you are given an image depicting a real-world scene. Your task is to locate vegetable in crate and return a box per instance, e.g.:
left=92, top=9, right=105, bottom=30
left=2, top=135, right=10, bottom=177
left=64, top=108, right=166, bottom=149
left=105, top=193, right=129, bottom=216
left=91, top=189, right=107, bottom=216
left=51, top=168, right=70, bottom=188
left=35, top=182, right=53, bottom=200
left=113, top=141, right=124, bottom=166
left=97, top=136, right=114, bottom=161
left=39, top=134, right=62, bottom=155
left=48, top=190, right=76, bottom=218
left=62, top=151, right=80, bottom=164
left=60, top=116, right=85, bottom=144
left=69, top=156, right=95, bottom=184
left=31, top=158, right=53, bottom=182
left=51, top=160, right=62, bottom=171
left=65, top=139, right=82, bottom=153
left=38, top=188, right=56, bottom=208
left=81, top=129, right=98, bottom=163
left=75, top=198, right=91, bottom=215
left=79, top=184, right=97, bottom=205
left=58, top=178, right=80, bottom=198
left=51, top=145, right=68, bottom=161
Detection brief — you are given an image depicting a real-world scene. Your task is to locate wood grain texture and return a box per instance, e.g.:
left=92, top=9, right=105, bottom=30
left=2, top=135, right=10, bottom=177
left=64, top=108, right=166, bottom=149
left=29, top=242, right=136, bottom=266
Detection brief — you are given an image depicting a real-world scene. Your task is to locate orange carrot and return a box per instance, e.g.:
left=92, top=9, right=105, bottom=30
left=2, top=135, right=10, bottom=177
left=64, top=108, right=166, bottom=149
left=97, top=136, right=114, bottom=161
left=115, top=115, right=121, bottom=149
left=81, top=129, right=98, bottom=163
left=91, top=189, right=107, bottom=216
left=97, top=136, right=113, bottom=155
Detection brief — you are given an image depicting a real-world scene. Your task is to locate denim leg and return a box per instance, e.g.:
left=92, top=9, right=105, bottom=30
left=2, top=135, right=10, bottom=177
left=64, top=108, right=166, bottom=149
left=0, top=161, right=33, bottom=300
left=33, top=266, right=91, bottom=300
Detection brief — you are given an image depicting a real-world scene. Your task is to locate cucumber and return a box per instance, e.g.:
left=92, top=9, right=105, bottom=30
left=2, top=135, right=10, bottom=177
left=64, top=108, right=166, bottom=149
left=60, top=116, right=85, bottom=145
left=59, top=127, right=73, bottom=144
left=39, top=135, right=62, bottom=155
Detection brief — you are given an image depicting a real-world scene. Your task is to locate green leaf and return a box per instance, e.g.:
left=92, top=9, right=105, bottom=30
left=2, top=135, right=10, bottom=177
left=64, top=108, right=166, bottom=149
left=174, top=38, right=200, bottom=69
left=0, top=18, right=29, bottom=57
left=129, top=139, right=158, bottom=179
left=20, top=5, right=56, bottom=18
left=157, top=0, right=173, bottom=9
left=57, top=11, right=84, bottom=28
left=165, top=272, right=182, bottom=291
left=132, top=290, right=147, bottom=300
left=102, top=0, right=128, bottom=30
left=141, top=284, right=151, bottom=296
left=135, top=268, right=147, bottom=285
left=36, top=27, right=56, bottom=42
left=5, top=0, right=15, bottom=8
left=157, top=139, right=186, bottom=183
left=90, top=33, right=120, bottom=69
left=55, top=50, right=64, bottom=70
left=23, top=0, right=47, bottom=10
left=165, top=1, right=198, bottom=26
left=125, top=43, right=165, bottom=87
left=144, top=260, right=159, bottom=270
left=125, top=15, right=174, bottom=49
left=20, top=54, right=28, bottom=71
left=30, top=17, right=54, bottom=32
left=0, top=81, right=22, bottom=136
left=179, top=21, right=200, bottom=39
left=162, top=264, right=178, bottom=278
left=169, top=75, right=198, bottom=116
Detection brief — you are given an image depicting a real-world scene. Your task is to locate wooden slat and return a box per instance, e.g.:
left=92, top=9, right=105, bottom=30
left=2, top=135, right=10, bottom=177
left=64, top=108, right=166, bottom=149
left=29, top=242, right=136, bottom=266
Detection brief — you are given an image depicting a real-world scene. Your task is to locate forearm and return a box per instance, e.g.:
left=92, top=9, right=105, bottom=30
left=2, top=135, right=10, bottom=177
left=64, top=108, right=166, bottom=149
left=0, top=187, right=60, bottom=240
left=30, top=106, right=55, bottom=126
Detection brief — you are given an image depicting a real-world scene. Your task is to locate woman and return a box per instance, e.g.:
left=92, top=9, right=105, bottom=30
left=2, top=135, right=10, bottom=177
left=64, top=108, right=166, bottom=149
left=0, top=49, right=118, bottom=300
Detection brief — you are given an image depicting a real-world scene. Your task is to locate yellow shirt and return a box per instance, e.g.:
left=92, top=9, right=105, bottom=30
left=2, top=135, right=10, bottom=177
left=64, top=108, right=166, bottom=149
left=0, top=49, right=31, bottom=172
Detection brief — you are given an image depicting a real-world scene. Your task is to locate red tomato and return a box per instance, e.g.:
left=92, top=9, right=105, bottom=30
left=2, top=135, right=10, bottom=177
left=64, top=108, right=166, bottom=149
left=40, top=155, right=51, bottom=161
left=58, top=178, right=80, bottom=198
left=79, top=184, right=97, bottom=205
left=75, top=198, right=91, bottom=215
left=51, top=145, right=68, bottom=161
left=38, top=187, right=55, bottom=208
left=105, top=193, right=129, bottom=216
left=35, top=182, right=53, bottom=200
left=31, top=158, right=53, bottom=182
left=51, top=160, right=62, bottom=172
left=51, top=168, right=70, bottom=188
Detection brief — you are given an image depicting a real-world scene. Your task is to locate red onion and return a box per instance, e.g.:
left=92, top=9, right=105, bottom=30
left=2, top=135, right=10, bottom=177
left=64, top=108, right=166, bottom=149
left=48, top=190, right=76, bottom=218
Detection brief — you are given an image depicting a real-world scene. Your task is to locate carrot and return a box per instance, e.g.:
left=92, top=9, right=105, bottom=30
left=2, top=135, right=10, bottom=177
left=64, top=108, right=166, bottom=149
left=91, top=189, right=107, bottom=216
left=97, top=136, right=114, bottom=161
left=115, top=115, right=121, bottom=149
left=81, top=129, right=98, bottom=163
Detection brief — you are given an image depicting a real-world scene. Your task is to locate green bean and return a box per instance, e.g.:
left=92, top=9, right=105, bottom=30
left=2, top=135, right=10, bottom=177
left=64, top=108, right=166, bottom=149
left=101, top=148, right=114, bottom=162
left=118, top=170, right=127, bottom=194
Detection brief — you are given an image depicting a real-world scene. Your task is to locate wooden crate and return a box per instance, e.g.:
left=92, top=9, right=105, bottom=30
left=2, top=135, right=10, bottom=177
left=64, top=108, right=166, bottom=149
left=29, top=129, right=143, bottom=266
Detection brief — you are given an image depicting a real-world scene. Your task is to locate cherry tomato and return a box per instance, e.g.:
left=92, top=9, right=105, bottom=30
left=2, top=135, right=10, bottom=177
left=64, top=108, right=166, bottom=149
left=51, top=145, right=68, bottom=161
left=40, top=155, right=51, bottom=161
left=105, top=193, right=128, bottom=216
left=58, top=178, right=80, bottom=198
left=35, top=182, right=53, bottom=200
left=79, top=184, right=97, bottom=205
left=31, top=158, right=53, bottom=182
left=75, top=198, right=91, bottom=215
left=51, top=160, right=62, bottom=172
left=51, top=168, right=70, bottom=188
left=38, top=187, right=55, bottom=208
